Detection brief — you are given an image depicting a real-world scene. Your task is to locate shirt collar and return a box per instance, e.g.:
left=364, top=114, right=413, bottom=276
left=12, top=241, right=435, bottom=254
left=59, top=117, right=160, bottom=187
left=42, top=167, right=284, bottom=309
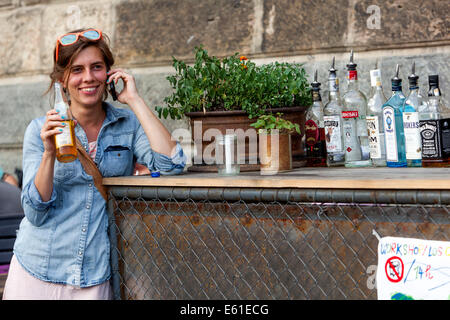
left=102, top=102, right=129, bottom=125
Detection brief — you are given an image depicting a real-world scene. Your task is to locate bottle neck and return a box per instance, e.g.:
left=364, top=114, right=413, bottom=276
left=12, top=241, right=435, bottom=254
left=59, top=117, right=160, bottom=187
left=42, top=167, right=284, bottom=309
left=312, top=90, right=322, bottom=102
left=328, top=90, right=341, bottom=100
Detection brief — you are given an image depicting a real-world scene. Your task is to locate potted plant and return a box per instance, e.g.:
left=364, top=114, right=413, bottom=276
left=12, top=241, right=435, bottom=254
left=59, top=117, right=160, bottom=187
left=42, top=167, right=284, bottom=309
left=250, top=113, right=301, bottom=175
left=156, top=46, right=311, bottom=171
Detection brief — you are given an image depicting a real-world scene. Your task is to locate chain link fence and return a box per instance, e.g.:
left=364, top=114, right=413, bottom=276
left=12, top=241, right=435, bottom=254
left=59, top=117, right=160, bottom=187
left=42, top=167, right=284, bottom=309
left=106, top=187, right=450, bottom=300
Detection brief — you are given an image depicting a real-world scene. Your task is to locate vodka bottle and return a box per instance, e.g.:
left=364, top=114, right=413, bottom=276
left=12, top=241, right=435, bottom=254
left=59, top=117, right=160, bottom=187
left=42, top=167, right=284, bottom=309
left=54, top=82, right=77, bottom=163
left=382, top=65, right=407, bottom=167
left=342, top=50, right=371, bottom=167
left=305, top=70, right=327, bottom=167
left=402, top=62, right=423, bottom=167
left=366, top=67, right=387, bottom=166
left=323, top=57, right=345, bottom=166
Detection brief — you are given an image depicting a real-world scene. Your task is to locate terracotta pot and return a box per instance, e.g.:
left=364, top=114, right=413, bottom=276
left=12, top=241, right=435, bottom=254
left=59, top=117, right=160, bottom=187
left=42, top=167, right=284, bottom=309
left=259, top=133, right=292, bottom=175
left=185, top=107, right=306, bottom=172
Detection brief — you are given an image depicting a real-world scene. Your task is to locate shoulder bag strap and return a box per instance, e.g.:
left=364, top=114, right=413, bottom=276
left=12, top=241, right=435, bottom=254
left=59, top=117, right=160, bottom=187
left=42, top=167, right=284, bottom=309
left=75, top=138, right=108, bottom=201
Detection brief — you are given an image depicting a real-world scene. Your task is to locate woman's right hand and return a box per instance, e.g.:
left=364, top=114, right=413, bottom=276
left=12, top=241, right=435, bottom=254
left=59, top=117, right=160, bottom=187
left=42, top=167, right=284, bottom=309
left=40, top=109, right=66, bottom=155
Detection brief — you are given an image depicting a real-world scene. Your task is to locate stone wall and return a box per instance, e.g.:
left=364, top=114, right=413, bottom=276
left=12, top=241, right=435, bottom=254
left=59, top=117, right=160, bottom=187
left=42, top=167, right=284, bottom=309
left=0, top=0, right=448, bottom=174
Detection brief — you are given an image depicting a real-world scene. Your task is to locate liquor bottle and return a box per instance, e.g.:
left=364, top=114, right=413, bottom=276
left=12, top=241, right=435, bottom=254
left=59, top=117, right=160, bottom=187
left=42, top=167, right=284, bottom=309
left=366, top=66, right=387, bottom=166
left=304, top=70, right=327, bottom=167
left=323, top=57, right=345, bottom=166
left=402, top=62, right=423, bottom=167
left=342, top=50, right=371, bottom=167
left=54, top=82, right=77, bottom=163
left=419, top=75, right=449, bottom=166
left=382, top=64, right=407, bottom=167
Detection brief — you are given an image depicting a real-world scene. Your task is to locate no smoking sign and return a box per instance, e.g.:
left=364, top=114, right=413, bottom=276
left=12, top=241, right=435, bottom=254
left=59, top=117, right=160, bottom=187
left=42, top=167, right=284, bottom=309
left=385, top=256, right=404, bottom=283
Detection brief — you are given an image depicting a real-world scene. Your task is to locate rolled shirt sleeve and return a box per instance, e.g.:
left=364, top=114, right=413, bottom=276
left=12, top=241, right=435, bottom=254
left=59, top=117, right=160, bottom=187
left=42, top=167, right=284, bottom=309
left=133, top=122, right=186, bottom=175
left=21, top=119, right=58, bottom=226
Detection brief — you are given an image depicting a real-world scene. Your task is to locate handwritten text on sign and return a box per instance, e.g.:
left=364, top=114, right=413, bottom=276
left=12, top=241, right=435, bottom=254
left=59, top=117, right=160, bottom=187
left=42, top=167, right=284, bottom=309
left=376, top=236, right=450, bottom=300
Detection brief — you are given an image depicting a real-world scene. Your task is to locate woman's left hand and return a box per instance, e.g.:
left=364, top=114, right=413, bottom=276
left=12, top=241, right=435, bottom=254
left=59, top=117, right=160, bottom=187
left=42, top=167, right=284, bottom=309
left=107, top=69, right=141, bottom=105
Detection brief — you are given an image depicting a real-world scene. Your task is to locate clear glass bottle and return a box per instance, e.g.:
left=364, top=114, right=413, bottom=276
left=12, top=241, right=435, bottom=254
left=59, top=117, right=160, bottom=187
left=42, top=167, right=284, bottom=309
left=323, top=57, right=345, bottom=166
left=366, top=67, right=387, bottom=166
left=342, top=50, right=371, bottom=167
left=402, top=62, right=423, bottom=167
left=54, top=82, right=77, bottom=163
left=419, top=75, right=448, bottom=167
left=305, top=70, right=327, bottom=167
left=382, top=64, right=407, bottom=167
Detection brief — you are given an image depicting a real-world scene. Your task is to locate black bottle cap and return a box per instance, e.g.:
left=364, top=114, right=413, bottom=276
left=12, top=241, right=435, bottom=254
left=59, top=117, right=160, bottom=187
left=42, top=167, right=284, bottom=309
left=346, top=49, right=357, bottom=70
left=428, top=74, right=439, bottom=86
left=428, top=75, right=441, bottom=96
left=408, top=62, right=419, bottom=88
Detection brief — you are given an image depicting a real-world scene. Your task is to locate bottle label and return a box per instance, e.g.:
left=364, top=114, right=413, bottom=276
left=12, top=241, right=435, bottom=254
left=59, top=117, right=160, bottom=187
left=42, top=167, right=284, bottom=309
left=403, top=112, right=422, bottom=160
left=383, top=107, right=398, bottom=162
left=370, top=69, right=381, bottom=87
left=305, top=120, right=319, bottom=147
left=419, top=120, right=442, bottom=159
left=54, top=121, right=74, bottom=148
left=324, top=115, right=342, bottom=153
left=366, top=116, right=382, bottom=159
left=342, top=111, right=359, bottom=118
left=329, top=78, right=339, bottom=92
left=343, top=118, right=361, bottom=161
left=441, top=119, right=450, bottom=156
left=348, top=70, right=357, bottom=80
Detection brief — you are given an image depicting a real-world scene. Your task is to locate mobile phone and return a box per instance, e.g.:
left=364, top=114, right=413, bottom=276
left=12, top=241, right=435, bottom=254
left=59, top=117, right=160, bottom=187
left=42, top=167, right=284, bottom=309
left=107, top=67, right=118, bottom=101
left=109, top=81, right=117, bottom=101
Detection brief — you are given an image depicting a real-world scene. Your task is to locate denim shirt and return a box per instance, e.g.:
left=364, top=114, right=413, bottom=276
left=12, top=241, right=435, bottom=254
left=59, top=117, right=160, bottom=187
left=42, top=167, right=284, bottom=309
left=14, top=102, right=186, bottom=287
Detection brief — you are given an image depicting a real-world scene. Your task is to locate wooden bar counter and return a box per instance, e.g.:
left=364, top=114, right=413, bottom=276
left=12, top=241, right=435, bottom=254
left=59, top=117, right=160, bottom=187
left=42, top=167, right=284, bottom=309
left=103, top=167, right=450, bottom=190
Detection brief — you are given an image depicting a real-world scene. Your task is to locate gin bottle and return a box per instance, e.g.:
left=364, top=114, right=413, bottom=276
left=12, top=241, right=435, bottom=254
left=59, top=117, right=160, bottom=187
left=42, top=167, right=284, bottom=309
left=323, top=57, right=345, bottom=166
left=305, top=70, right=327, bottom=167
left=419, top=75, right=448, bottom=167
left=402, top=62, right=423, bottom=167
left=382, top=65, right=407, bottom=167
left=366, top=67, right=387, bottom=166
left=342, top=50, right=371, bottom=167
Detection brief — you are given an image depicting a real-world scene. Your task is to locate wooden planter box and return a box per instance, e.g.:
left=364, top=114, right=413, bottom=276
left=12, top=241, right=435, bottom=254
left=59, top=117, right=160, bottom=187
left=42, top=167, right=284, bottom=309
left=186, top=106, right=306, bottom=172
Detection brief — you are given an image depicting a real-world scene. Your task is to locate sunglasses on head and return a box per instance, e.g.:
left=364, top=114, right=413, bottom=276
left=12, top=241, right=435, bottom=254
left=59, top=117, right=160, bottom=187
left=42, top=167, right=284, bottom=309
left=55, top=29, right=102, bottom=62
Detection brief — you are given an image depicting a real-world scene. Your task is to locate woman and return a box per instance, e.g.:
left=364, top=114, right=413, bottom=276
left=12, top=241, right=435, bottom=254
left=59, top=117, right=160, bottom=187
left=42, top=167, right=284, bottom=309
left=3, top=28, right=186, bottom=299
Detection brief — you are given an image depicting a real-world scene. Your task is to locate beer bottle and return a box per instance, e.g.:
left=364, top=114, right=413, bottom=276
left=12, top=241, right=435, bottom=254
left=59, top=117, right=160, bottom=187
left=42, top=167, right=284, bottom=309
left=54, top=82, right=77, bottom=163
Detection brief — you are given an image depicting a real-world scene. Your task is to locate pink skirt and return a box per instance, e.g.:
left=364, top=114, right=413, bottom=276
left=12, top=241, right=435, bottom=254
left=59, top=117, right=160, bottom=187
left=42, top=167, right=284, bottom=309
left=2, top=255, right=112, bottom=300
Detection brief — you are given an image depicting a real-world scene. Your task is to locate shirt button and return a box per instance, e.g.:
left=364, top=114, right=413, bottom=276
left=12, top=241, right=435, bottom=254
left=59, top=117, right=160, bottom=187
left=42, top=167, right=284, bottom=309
left=88, top=183, right=92, bottom=187
left=86, top=205, right=90, bottom=209
left=78, top=251, right=82, bottom=255
left=82, top=228, right=86, bottom=232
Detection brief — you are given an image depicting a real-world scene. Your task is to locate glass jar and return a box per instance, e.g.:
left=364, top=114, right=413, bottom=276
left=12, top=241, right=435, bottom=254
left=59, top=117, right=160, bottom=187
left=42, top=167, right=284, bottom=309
left=215, top=134, right=240, bottom=176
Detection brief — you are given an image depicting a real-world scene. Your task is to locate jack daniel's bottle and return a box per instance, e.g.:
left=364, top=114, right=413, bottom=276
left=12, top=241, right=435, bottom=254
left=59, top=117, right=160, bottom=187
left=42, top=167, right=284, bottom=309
left=419, top=75, right=449, bottom=167
left=305, top=70, right=327, bottom=166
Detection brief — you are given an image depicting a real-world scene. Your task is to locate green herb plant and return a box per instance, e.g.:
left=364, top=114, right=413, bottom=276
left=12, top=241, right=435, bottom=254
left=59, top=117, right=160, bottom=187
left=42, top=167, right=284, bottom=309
left=250, top=112, right=301, bottom=135
left=155, top=46, right=311, bottom=120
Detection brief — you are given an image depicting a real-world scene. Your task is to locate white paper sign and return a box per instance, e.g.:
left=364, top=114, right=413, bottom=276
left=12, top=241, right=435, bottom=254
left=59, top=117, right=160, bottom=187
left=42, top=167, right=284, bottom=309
left=376, top=236, right=450, bottom=300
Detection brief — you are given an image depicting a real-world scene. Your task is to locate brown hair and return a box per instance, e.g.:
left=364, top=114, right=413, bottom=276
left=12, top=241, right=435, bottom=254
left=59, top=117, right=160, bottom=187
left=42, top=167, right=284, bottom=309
left=46, top=28, right=115, bottom=101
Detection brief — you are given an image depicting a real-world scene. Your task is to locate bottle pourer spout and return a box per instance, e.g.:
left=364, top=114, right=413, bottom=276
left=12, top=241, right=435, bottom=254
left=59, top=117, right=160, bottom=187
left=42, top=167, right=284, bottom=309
left=311, top=69, right=321, bottom=90
left=346, top=49, right=357, bottom=70
left=408, top=61, right=419, bottom=83
left=329, top=56, right=337, bottom=73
